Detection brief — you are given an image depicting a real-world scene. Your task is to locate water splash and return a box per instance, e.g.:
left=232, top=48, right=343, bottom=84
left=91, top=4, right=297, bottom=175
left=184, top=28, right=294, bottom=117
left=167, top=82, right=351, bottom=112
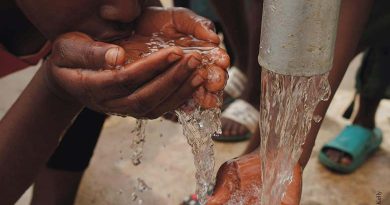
left=130, top=178, right=152, bottom=205
left=227, top=184, right=261, bottom=205
left=176, top=107, right=221, bottom=205
left=123, top=32, right=224, bottom=204
left=130, top=120, right=147, bottom=166
left=259, top=68, right=330, bottom=205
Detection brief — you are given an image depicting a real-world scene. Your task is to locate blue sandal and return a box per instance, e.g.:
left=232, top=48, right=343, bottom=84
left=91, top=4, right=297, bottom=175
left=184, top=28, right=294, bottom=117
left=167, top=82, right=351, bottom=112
left=319, top=125, right=383, bottom=173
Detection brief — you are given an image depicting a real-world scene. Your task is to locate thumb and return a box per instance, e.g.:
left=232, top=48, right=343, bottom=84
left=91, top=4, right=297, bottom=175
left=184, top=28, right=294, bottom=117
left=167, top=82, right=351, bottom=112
left=51, top=32, right=126, bottom=69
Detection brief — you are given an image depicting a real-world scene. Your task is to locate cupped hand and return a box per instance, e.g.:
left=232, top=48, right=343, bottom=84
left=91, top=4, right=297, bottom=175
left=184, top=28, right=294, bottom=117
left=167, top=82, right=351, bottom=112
left=116, top=33, right=229, bottom=109
left=119, top=7, right=230, bottom=109
left=135, top=7, right=220, bottom=44
left=44, top=32, right=205, bottom=118
left=207, top=152, right=302, bottom=205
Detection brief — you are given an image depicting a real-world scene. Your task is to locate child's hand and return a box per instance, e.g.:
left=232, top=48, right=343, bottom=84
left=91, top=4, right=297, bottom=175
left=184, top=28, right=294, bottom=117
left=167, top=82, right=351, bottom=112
left=135, top=7, right=220, bottom=44
left=116, top=34, right=230, bottom=109
left=123, top=7, right=231, bottom=109
left=44, top=32, right=204, bottom=118
left=207, top=152, right=302, bottom=205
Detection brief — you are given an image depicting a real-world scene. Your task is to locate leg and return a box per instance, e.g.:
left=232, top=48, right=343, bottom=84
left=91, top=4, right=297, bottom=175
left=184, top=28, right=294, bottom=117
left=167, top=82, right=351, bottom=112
left=209, top=0, right=374, bottom=203
left=209, top=0, right=249, bottom=71
left=353, top=96, right=381, bottom=129
left=323, top=44, right=390, bottom=166
left=325, top=95, right=381, bottom=165
left=213, top=0, right=263, bottom=140
left=31, top=109, right=106, bottom=205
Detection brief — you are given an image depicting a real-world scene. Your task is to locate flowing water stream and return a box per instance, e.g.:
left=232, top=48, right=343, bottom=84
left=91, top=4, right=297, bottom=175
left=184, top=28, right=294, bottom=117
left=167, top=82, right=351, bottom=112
left=127, top=33, right=224, bottom=205
left=259, top=68, right=331, bottom=205
left=176, top=107, right=221, bottom=205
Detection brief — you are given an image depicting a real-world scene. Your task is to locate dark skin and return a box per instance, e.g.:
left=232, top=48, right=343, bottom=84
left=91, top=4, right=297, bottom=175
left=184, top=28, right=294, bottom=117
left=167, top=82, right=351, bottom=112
left=209, top=0, right=262, bottom=137
left=0, top=1, right=229, bottom=204
left=208, top=0, right=374, bottom=204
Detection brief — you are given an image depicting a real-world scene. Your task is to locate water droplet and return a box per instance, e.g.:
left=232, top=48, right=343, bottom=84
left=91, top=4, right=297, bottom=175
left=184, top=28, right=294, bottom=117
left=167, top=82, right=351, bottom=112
left=313, top=115, right=322, bottom=123
left=137, top=178, right=151, bottom=192
left=131, top=192, right=138, bottom=201
left=270, top=5, right=276, bottom=12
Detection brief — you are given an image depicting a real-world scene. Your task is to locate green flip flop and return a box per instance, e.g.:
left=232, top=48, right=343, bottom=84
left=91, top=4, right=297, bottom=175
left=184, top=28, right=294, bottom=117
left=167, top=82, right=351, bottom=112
left=319, top=125, right=383, bottom=173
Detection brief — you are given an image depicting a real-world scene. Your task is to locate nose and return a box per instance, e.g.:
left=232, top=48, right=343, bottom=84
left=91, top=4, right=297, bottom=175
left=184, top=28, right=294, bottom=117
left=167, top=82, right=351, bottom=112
left=100, top=0, right=141, bottom=23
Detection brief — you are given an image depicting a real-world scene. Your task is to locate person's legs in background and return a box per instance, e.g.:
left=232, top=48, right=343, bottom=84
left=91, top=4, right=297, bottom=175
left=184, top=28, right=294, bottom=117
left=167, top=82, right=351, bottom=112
left=31, top=109, right=106, bottom=205
left=208, top=0, right=375, bottom=203
left=323, top=45, right=390, bottom=167
left=209, top=0, right=263, bottom=141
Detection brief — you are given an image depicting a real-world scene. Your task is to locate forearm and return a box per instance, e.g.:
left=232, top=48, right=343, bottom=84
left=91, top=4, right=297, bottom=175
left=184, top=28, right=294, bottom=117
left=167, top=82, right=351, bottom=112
left=0, top=67, right=83, bottom=204
left=299, top=0, right=374, bottom=168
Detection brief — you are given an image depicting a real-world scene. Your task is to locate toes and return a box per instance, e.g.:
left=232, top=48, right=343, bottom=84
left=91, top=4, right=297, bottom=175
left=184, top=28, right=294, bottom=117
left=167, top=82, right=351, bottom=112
left=238, top=124, right=248, bottom=136
left=326, top=149, right=353, bottom=166
left=340, top=154, right=353, bottom=166
left=230, top=123, right=239, bottom=136
left=221, top=118, right=230, bottom=136
left=326, top=149, right=341, bottom=163
left=222, top=118, right=233, bottom=136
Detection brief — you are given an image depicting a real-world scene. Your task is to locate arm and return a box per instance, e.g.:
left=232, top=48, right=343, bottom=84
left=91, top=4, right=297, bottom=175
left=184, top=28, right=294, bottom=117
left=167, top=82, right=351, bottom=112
left=0, top=68, right=83, bottom=204
left=0, top=7, right=227, bottom=203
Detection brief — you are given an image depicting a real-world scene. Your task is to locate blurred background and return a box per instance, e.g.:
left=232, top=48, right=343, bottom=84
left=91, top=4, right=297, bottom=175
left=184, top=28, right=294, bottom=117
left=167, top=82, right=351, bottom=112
left=1, top=0, right=388, bottom=204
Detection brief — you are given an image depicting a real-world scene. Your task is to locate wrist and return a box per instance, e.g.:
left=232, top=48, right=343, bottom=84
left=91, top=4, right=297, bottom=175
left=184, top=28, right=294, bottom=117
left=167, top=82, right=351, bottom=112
left=39, top=62, right=84, bottom=111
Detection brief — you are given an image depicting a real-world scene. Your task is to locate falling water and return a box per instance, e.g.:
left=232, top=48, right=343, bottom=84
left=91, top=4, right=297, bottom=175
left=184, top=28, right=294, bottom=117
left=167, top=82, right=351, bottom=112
left=176, top=107, right=221, bottom=205
left=130, top=119, right=147, bottom=166
left=259, top=68, right=331, bottom=205
left=123, top=33, right=224, bottom=205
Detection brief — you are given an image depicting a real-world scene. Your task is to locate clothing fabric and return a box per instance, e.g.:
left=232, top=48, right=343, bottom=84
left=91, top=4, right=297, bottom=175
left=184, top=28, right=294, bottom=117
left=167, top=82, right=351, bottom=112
left=47, top=109, right=107, bottom=172
left=0, top=42, right=51, bottom=77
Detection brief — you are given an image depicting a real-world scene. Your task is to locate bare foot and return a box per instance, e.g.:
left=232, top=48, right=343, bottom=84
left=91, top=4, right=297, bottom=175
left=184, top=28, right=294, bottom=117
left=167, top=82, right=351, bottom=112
left=325, top=148, right=353, bottom=166
left=221, top=117, right=248, bottom=136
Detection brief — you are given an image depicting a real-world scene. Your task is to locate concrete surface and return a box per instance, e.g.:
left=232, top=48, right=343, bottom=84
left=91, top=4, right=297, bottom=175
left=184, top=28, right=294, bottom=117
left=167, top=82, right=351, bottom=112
left=3, top=55, right=387, bottom=205
left=1, top=1, right=388, bottom=204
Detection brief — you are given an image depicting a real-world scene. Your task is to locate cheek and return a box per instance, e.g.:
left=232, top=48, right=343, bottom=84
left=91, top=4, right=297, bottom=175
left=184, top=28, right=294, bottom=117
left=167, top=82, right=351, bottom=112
left=99, top=0, right=142, bottom=22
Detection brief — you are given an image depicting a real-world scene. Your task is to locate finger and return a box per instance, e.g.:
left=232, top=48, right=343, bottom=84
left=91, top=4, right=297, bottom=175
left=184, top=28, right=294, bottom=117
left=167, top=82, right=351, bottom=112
left=193, top=87, right=221, bottom=109
left=54, top=47, right=185, bottom=102
left=116, top=47, right=184, bottom=89
left=282, top=164, right=302, bottom=205
left=103, top=53, right=201, bottom=117
left=204, top=65, right=228, bottom=92
left=147, top=74, right=205, bottom=118
left=172, top=8, right=220, bottom=44
left=208, top=48, right=231, bottom=69
left=51, top=32, right=126, bottom=69
left=207, top=162, right=238, bottom=205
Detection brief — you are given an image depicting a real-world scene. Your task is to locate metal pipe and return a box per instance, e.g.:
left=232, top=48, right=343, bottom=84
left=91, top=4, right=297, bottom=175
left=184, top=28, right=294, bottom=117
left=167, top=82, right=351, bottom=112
left=258, top=0, right=341, bottom=76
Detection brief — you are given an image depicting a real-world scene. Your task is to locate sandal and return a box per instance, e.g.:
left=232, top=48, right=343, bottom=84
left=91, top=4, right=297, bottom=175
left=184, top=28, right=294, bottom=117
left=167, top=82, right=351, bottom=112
left=212, top=99, right=258, bottom=142
left=222, top=66, right=247, bottom=110
left=319, top=125, right=383, bottom=173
